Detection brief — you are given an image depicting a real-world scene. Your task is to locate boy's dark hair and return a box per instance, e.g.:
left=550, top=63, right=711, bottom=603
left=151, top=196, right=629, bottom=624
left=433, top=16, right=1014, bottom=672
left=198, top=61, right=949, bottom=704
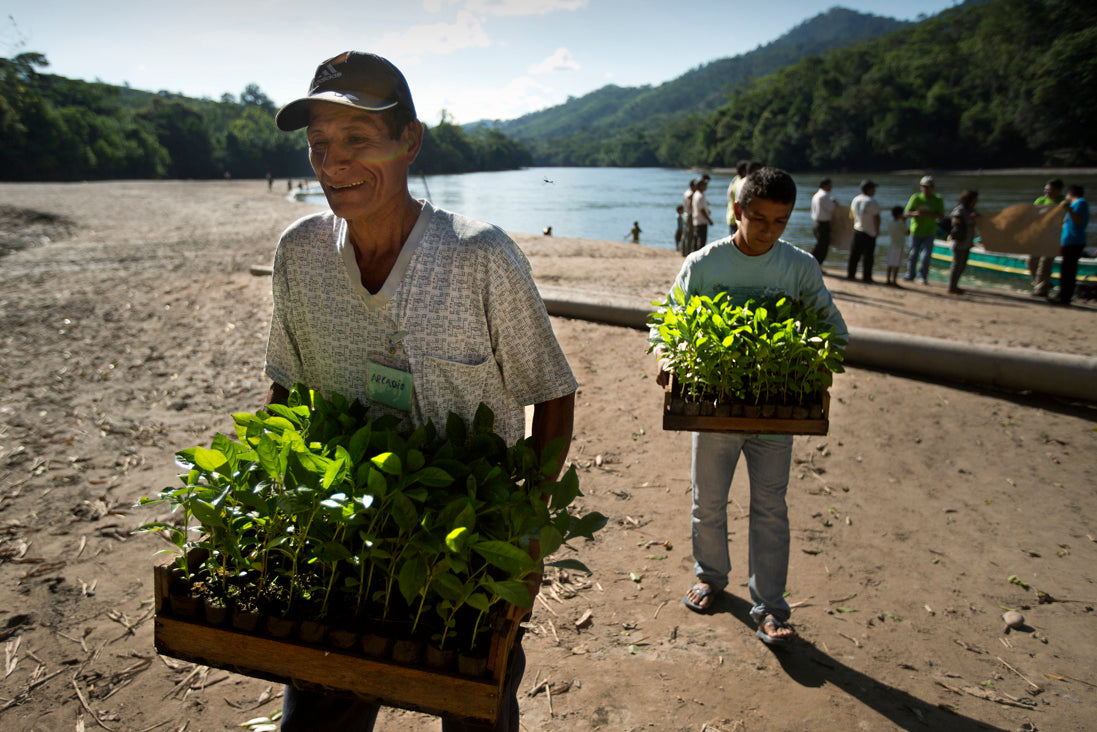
left=891, top=205, right=904, bottom=217
left=860, top=179, right=875, bottom=194
left=738, top=167, right=797, bottom=210
left=959, top=189, right=978, bottom=207
left=748, top=161, right=764, bottom=174
left=1067, top=184, right=1084, bottom=197
left=819, top=178, right=831, bottom=188
left=736, top=159, right=751, bottom=176
left=1046, top=178, right=1064, bottom=189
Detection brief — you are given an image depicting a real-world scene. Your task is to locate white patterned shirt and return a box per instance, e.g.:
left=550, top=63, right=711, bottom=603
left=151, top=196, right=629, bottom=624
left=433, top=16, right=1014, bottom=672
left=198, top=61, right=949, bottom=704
left=264, top=202, right=576, bottom=445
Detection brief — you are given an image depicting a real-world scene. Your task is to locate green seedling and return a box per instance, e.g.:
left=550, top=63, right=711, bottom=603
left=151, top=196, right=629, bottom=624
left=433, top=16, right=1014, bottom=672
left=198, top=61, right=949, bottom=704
left=140, top=386, right=606, bottom=653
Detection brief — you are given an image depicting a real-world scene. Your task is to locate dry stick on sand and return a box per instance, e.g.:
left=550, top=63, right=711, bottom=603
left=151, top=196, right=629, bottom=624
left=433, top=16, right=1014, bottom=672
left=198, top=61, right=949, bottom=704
left=72, top=675, right=116, bottom=731
left=998, top=656, right=1041, bottom=690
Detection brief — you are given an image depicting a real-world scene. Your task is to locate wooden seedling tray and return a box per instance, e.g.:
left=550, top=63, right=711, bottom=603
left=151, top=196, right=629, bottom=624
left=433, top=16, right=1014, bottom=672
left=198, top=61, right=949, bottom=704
left=153, top=551, right=524, bottom=726
left=662, top=377, right=830, bottom=435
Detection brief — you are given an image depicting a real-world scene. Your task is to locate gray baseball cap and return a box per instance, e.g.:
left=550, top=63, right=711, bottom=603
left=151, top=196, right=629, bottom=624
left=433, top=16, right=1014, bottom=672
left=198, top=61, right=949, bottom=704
left=275, top=51, right=416, bottom=131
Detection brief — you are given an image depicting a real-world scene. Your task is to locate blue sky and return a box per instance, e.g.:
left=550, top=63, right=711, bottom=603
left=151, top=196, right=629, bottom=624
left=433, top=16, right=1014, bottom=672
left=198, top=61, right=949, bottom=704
left=4, top=0, right=961, bottom=125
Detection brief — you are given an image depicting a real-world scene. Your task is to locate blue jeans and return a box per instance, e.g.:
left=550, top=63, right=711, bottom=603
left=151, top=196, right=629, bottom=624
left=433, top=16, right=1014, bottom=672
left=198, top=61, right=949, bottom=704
left=691, top=432, right=792, bottom=623
left=907, top=234, right=935, bottom=280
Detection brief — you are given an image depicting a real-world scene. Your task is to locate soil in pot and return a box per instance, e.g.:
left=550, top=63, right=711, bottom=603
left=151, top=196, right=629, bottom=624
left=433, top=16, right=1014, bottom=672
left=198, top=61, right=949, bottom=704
left=424, top=644, right=457, bottom=671
left=392, top=639, right=424, bottom=665
left=297, top=620, right=328, bottom=644
left=792, top=405, right=809, bottom=420
left=265, top=615, right=296, bottom=638
left=808, top=403, right=824, bottom=419
left=327, top=629, right=359, bottom=650
left=203, top=599, right=229, bottom=626
left=761, top=403, right=777, bottom=418
left=361, top=633, right=394, bottom=658
left=167, top=579, right=201, bottom=619
left=742, top=404, right=761, bottom=419
left=457, top=653, right=489, bottom=677
left=231, top=607, right=261, bottom=632
left=713, top=403, right=731, bottom=418
left=669, top=397, right=685, bottom=414
left=683, top=401, right=701, bottom=416
left=776, top=404, right=792, bottom=419
left=699, top=399, right=715, bottom=416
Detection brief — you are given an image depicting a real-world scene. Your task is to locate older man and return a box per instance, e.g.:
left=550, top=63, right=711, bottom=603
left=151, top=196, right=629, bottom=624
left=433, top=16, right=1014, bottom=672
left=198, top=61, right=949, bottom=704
left=266, top=50, right=577, bottom=732
left=903, top=175, right=946, bottom=284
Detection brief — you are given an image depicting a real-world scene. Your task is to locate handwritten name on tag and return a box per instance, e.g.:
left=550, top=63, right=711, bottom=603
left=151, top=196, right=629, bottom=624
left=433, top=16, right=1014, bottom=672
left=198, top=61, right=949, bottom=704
left=367, top=361, right=413, bottom=412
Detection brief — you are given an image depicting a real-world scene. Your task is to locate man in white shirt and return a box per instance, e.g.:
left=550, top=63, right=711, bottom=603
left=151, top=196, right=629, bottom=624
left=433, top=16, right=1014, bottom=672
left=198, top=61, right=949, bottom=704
left=691, top=177, right=713, bottom=252
left=810, top=178, right=837, bottom=264
left=848, top=179, right=881, bottom=283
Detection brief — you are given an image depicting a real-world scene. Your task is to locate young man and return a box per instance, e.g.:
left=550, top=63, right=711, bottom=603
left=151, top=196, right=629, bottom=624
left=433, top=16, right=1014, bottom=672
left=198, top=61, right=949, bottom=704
left=904, top=175, right=946, bottom=284
left=1029, top=178, right=1064, bottom=298
left=1051, top=184, right=1089, bottom=306
left=266, top=50, right=577, bottom=731
left=810, top=178, right=837, bottom=264
left=848, top=179, right=881, bottom=282
left=653, top=168, right=846, bottom=646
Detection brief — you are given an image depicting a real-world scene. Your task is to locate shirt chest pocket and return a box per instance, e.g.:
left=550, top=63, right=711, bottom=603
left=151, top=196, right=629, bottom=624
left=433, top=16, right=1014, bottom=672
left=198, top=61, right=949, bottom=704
left=414, top=354, right=504, bottom=435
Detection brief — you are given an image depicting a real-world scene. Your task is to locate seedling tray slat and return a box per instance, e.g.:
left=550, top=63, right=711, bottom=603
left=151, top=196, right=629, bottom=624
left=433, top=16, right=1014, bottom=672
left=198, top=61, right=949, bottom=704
left=153, top=551, right=522, bottom=726
left=662, top=378, right=830, bottom=435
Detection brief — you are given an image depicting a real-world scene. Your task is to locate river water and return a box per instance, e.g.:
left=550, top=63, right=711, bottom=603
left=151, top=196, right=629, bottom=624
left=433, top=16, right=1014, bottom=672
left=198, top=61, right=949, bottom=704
left=298, top=167, right=1096, bottom=287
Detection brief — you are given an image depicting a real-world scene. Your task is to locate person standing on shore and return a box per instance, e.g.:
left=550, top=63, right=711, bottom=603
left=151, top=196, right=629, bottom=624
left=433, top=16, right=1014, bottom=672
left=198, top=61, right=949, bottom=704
left=692, top=176, right=714, bottom=252
left=675, top=204, right=685, bottom=253
left=848, top=179, right=881, bottom=283
left=810, top=178, right=837, bottom=264
left=1029, top=178, right=1064, bottom=298
left=682, top=179, right=697, bottom=256
left=885, top=206, right=906, bottom=286
left=946, top=189, right=980, bottom=295
left=652, top=167, right=846, bottom=647
left=904, top=175, right=946, bottom=284
left=264, top=50, right=577, bottom=732
left=726, top=160, right=750, bottom=237
left=1050, top=184, right=1089, bottom=306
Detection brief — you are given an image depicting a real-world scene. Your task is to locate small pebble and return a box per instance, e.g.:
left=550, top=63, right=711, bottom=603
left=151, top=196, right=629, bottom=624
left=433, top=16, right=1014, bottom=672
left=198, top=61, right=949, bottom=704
left=1003, top=610, right=1024, bottom=628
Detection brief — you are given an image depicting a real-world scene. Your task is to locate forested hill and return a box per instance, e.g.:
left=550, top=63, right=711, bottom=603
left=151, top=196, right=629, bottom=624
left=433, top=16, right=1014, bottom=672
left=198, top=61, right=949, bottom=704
left=0, top=57, right=531, bottom=182
left=492, top=7, right=911, bottom=146
left=699, top=0, right=1097, bottom=170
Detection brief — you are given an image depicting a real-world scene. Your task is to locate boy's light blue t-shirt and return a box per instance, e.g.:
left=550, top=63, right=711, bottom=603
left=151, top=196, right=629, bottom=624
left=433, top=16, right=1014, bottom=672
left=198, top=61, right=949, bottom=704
left=669, top=237, right=848, bottom=341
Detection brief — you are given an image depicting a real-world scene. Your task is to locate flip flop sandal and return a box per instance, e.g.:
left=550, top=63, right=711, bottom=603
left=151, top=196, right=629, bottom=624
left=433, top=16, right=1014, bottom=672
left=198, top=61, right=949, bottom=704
left=756, top=615, right=794, bottom=646
left=682, top=583, right=717, bottom=613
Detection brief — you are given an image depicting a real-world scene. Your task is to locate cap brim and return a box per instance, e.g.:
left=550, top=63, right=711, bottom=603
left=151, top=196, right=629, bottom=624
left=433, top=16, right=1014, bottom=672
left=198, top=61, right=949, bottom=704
left=275, top=91, right=399, bottom=131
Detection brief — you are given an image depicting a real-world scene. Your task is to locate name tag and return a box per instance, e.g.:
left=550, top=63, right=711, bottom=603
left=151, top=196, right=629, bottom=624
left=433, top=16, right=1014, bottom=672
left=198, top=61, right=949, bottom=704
left=367, top=361, right=413, bottom=412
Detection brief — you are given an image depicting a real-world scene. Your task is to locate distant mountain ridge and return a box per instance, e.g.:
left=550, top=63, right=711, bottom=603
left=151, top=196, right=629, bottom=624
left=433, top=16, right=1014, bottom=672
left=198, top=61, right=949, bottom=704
left=482, top=7, right=910, bottom=145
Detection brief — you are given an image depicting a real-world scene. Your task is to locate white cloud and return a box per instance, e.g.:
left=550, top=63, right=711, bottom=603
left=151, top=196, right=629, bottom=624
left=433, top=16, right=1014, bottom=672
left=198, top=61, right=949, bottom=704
left=422, top=0, right=587, bottom=16
left=420, top=74, right=558, bottom=124
left=528, top=47, right=580, bottom=75
left=375, top=10, right=491, bottom=59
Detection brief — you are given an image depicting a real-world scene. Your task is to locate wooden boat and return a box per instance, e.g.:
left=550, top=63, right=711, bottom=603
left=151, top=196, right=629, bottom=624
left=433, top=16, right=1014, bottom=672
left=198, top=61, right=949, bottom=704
left=931, top=240, right=1097, bottom=289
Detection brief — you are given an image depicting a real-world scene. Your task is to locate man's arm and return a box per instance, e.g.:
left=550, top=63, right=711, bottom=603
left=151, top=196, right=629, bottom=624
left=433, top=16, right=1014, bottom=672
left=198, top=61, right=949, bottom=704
left=531, top=391, right=575, bottom=479
left=264, top=381, right=290, bottom=407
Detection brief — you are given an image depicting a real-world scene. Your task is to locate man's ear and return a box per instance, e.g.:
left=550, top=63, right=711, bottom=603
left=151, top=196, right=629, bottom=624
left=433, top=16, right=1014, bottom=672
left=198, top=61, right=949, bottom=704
left=733, top=201, right=742, bottom=222
left=402, top=120, right=424, bottom=163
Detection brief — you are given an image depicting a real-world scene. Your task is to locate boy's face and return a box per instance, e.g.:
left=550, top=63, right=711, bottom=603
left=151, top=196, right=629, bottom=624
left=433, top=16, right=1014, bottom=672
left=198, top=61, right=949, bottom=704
left=733, top=198, right=793, bottom=256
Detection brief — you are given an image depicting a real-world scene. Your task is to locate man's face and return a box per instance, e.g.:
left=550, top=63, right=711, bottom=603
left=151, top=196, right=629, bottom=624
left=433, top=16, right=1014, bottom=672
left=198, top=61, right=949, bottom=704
left=1046, top=183, right=1062, bottom=199
left=921, top=184, right=933, bottom=195
left=306, top=102, right=420, bottom=223
left=733, top=198, right=793, bottom=256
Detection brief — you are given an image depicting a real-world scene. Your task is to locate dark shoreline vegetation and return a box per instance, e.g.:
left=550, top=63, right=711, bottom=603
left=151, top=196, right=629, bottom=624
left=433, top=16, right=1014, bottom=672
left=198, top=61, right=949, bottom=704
left=0, top=58, right=532, bottom=182
left=2, top=0, right=1094, bottom=183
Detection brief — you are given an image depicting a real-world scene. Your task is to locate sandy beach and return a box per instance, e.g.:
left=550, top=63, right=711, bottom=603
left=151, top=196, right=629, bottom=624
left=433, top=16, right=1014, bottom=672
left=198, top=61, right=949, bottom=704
left=1, top=180, right=1095, bottom=731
